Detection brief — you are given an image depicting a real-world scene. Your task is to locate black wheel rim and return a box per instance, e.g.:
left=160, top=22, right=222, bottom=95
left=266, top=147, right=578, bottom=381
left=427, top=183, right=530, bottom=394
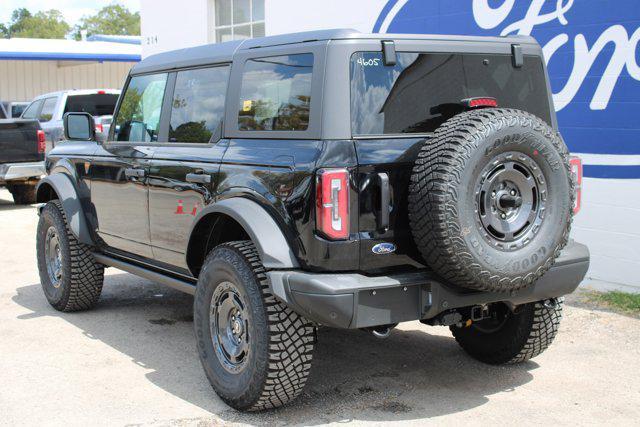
left=44, top=226, right=63, bottom=288
left=209, top=281, right=250, bottom=373
left=475, top=152, right=547, bottom=251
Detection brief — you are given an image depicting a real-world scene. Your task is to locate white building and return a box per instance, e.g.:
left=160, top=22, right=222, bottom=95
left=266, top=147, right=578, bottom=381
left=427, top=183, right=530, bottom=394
left=141, top=0, right=640, bottom=293
left=0, top=37, right=141, bottom=102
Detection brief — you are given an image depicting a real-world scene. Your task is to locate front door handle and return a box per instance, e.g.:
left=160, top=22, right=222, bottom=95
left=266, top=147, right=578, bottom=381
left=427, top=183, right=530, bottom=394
left=124, top=168, right=146, bottom=179
left=186, top=172, right=211, bottom=184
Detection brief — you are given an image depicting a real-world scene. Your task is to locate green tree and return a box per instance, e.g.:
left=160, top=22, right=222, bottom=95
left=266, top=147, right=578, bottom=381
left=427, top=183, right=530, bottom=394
left=0, top=23, right=8, bottom=38
left=74, top=4, right=140, bottom=40
left=8, top=9, right=70, bottom=39
left=8, top=8, right=32, bottom=36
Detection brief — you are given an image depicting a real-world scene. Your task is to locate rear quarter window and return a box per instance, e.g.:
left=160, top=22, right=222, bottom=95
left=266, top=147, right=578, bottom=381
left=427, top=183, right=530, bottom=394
left=21, top=100, right=43, bottom=120
left=237, top=53, right=313, bottom=131
left=350, top=52, right=552, bottom=136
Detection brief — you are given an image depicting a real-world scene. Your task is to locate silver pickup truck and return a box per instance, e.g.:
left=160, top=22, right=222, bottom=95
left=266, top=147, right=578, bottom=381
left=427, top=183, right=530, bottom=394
left=21, top=89, right=120, bottom=152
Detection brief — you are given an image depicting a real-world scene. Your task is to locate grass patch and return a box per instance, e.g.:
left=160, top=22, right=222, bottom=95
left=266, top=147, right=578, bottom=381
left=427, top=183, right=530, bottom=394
left=585, top=291, right=640, bottom=315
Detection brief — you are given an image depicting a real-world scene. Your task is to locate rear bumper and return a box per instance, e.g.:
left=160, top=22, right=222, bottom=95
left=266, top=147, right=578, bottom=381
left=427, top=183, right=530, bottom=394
left=0, top=162, right=45, bottom=183
left=267, top=241, right=590, bottom=329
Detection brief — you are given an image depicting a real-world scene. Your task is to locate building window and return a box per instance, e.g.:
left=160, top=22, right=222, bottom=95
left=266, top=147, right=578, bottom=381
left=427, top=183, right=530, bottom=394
left=212, top=0, right=265, bottom=43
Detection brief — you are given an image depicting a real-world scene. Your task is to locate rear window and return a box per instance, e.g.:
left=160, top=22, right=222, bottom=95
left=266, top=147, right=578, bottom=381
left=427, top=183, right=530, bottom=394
left=350, top=52, right=552, bottom=135
left=237, top=53, right=313, bottom=131
left=11, top=104, right=27, bottom=118
left=64, top=93, right=119, bottom=117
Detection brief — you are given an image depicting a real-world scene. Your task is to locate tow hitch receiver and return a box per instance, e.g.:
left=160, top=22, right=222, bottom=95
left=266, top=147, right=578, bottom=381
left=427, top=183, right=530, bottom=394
left=471, top=305, right=490, bottom=321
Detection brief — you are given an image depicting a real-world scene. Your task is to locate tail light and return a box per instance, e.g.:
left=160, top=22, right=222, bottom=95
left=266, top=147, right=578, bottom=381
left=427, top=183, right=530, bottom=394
left=569, top=156, right=582, bottom=215
left=37, top=130, right=46, bottom=153
left=316, top=168, right=350, bottom=240
left=462, top=97, right=498, bottom=109
left=95, top=123, right=104, bottom=133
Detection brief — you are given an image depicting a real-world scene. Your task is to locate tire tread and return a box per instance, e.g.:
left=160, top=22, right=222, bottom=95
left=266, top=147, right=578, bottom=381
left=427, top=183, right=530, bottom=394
left=408, top=109, right=574, bottom=292
left=38, top=200, right=104, bottom=311
left=203, top=241, right=315, bottom=411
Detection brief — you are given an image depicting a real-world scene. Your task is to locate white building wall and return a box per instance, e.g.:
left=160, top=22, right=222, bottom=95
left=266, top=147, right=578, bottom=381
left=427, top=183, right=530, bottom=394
left=267, top=0, right=386, bottom=35
left=141, top=0, right=211, bottom=58
left=0, top=60, right=134, bottom=101
left=140, top=0, right=388, bottom=57
left=572, top=177, right=640, bottom=293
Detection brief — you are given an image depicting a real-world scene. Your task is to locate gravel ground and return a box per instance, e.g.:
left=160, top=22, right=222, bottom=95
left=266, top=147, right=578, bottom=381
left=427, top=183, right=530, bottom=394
left=1, top=189, right=639, bottom=426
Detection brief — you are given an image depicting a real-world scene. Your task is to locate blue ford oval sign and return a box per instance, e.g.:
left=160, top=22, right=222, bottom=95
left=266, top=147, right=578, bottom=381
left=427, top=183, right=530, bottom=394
left=372, top=242, right=396, bottom=255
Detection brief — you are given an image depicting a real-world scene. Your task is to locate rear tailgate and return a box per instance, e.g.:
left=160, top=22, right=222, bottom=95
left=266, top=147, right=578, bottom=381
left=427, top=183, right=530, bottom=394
left=0, top=119, right=43, bottom=164
left=351, top=50, right=554, bottom=272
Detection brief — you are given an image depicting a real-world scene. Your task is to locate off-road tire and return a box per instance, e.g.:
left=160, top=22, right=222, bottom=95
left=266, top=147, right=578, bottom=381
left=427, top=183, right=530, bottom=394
left=409, top=109, right=574, bottom=292
left=450, top=298, right=563, bottom=364
left=36, top=200, right=104, bottom=311
left=9, top=183, right=37, bottom=205
left=194, top=241, right=315, bottom=411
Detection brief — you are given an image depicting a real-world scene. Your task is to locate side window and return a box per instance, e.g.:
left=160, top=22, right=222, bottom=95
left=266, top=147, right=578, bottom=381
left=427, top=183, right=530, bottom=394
left=39, top=97, right=57, bottom=122
left=113, top=73, right=168, bottom=142
left=237, top=53, right=313, bottom=131
left=169, top=66, right=230, bottom=143
left=21, top=100, right=43, bottom=119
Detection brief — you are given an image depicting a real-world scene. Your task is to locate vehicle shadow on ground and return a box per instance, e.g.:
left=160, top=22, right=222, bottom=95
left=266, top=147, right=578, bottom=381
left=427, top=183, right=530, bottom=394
left=13, top=273, right=537, bottom=425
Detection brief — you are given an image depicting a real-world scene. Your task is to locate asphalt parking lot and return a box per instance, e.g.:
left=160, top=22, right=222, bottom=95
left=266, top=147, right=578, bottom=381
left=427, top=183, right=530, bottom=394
left=1, top=188, right=639, bottom=426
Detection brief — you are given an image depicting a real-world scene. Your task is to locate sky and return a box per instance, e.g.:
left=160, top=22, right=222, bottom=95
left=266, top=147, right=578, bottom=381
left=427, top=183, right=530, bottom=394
left=0, top=0, right=140, bottom=27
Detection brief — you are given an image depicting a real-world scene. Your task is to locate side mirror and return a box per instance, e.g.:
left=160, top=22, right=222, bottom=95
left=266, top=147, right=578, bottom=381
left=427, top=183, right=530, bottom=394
left=64, top=112, right=96, bottom=141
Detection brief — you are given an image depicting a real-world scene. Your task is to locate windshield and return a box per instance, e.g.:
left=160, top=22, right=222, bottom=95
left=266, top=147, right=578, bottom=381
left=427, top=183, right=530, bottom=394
left=350, top=52, right=552, bottom=136
left=64, top=93, right=119, bottom=117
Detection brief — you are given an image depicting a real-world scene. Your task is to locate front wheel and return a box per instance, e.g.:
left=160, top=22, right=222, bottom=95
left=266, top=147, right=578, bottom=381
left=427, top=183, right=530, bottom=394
left=450, top=298, right=563, bottom=365
left=194, top=241, right=315, bottom=411
left=36, top=200, right=104, bottom=311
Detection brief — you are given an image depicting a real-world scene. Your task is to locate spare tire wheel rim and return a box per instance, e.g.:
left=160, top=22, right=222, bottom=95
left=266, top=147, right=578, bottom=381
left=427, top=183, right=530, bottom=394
left=45, top=226, right=63, bottom=288
left=209, top=281, right=250, bottom=373
left=475, top=151, right=547, bottom=251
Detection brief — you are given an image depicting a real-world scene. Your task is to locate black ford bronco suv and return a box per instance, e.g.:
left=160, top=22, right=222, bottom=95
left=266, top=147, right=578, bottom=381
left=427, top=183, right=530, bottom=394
left=35, top=30, right=589, bottom=411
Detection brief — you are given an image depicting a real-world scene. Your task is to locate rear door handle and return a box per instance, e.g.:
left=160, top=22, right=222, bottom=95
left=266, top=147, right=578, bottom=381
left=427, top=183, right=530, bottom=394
left=378, top=172, right=390, bottom=231
left=186, top=172, right=211, bottom=184
left=124, top=168, right=146, bottom=179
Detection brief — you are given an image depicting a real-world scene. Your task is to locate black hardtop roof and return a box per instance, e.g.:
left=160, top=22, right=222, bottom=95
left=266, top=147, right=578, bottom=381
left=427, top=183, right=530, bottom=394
left=131, top=28, right=536, bottom=75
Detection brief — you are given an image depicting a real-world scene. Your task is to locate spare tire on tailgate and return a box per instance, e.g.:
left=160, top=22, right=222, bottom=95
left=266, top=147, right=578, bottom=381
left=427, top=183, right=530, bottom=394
left=408, top=108, right=574, bottom=293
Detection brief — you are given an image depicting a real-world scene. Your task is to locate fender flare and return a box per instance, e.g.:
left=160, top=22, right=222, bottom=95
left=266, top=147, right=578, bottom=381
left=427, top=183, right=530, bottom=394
left=189, top=198, right=299, bottom=270
left=36, top=174, right=94, bottom=246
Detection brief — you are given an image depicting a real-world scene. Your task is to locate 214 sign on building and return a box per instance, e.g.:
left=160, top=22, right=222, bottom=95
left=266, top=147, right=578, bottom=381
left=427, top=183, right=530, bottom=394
left=374, top=0, right=640, bottom=177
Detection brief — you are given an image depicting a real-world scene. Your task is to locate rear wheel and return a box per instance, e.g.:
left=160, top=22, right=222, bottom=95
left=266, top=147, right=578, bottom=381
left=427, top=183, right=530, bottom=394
left=9, top=183, right=37, bottom=205
left=450, top=298, right=563, bottom=364
left=36, top=200, right=104, bottom=311
left=194, top=241, right=315, bottom=411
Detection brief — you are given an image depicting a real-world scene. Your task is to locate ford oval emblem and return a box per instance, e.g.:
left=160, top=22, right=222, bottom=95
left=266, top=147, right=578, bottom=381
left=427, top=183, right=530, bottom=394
left=372, top=242, right=396, bottom=255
